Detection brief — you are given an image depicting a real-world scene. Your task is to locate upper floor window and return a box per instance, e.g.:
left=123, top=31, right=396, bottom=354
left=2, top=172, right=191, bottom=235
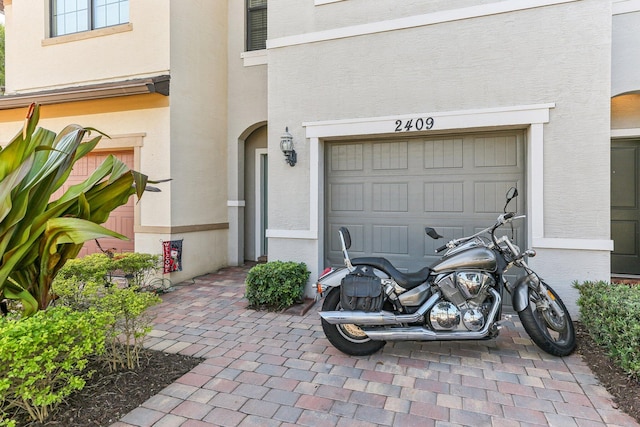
left=247, top=0, right=267, bottom=51
left=51, top=0, right=130, bottom=37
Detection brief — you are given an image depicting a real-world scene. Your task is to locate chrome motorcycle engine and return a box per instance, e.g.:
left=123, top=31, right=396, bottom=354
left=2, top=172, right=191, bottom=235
left=429, top=272, right=494, bottom=331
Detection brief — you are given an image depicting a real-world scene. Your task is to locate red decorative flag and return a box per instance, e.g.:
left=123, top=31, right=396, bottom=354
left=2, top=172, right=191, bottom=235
left=163, top=240, right=183, bottom=273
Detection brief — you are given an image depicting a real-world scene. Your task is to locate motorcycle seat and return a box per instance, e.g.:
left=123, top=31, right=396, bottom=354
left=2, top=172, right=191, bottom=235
left=351, top=257, right=431, bottom=290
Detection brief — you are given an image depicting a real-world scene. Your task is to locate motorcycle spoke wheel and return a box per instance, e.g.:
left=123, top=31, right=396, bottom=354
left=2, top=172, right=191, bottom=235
left=338, top=323, right=369, bottom=342
left=518, top=284, right=576, bottom=357
left=321, top=288, right=386, bottom=356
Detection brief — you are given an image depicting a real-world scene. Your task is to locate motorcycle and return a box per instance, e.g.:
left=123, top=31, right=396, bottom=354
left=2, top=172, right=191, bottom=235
left=317, top=187, right=576, bottom=357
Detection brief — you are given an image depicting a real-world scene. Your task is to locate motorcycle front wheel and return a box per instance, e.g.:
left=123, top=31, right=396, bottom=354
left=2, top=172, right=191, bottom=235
left=518, top=283, right=576, bottom=356
left=320, top=287, right=386, bottom=356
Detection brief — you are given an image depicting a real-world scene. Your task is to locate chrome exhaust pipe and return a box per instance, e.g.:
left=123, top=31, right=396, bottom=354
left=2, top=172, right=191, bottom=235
left=363, top=289, right=502, bottom=341
left=319, top=293, right=440, bottom=326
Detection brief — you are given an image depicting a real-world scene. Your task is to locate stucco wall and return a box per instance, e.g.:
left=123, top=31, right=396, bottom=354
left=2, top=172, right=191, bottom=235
left=266, top=0, right=612, bottom=307
left=168, top=1, right=227, bottom=227
left=226, top=0, right=268, bottom=265
left=5, top=0, right=170, bottom=93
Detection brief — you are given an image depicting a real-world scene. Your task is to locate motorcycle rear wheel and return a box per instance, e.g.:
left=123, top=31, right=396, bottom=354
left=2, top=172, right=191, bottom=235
left=321, top=287, right=386, bottom=356
left=518, top=284, right=576, bottom=356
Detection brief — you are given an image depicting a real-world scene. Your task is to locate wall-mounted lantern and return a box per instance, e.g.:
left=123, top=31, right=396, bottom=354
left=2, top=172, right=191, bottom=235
left=280, top=127, right=297, bottom=167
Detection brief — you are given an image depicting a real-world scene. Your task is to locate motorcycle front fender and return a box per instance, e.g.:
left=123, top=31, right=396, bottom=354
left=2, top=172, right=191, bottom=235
left=512, top=275, right=536, bottom=312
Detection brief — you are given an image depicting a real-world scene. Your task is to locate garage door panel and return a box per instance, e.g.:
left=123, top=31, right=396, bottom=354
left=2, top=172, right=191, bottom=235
left=424, top=182, right=464, bottom=212
left=325, top=132, right=524, bottom=269
left=329, top=223, right=365, bottom=252
left=331, top=144, right=364, bottom=171
left=474, top=181, right=521, bottom=213
left=330, top=183, right=364, bottom=211
left=373, top=141, right=408, bottom=170
left=72, top=151, right=135, bottom=256
left=373, top=225, right=409, bottom=255
left=372, top=183, right=408, bottom=212
left=474, top=135, right=519, bottom=168
left=424, top=138, right=464, bottom=169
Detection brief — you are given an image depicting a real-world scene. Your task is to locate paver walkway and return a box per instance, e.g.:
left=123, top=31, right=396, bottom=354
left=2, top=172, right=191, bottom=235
left=112, top=265, right=640, bottom=427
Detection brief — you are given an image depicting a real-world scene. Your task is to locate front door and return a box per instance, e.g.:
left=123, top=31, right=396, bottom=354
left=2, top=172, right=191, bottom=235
left=611, top=139, right=640, bottom=274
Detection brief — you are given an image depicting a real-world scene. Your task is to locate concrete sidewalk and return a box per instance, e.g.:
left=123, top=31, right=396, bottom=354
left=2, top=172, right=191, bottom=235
left=111, top=265, right=639, bottom=427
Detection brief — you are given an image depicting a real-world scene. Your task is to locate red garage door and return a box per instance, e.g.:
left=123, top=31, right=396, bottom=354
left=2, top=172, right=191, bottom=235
left=53, top=150, right=135, bottom=257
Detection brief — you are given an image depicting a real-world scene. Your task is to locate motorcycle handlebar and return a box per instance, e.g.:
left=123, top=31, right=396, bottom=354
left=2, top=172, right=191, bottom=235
left=435, top=213, right=525, bottom=253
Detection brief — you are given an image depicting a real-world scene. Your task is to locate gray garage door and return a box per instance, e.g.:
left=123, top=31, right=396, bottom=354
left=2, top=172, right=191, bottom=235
left=325, top=131, right=525, bottom=272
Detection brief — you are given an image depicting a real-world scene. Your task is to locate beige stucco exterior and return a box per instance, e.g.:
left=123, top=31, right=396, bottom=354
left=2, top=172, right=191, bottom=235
left=0, top=0, right=234, bottom=282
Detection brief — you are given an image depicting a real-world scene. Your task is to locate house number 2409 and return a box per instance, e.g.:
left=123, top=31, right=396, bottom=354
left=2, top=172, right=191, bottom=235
left=394, top=117, right=434, bottom=132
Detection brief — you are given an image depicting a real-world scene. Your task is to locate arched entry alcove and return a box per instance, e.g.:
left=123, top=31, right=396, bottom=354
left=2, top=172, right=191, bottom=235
left=228, top=122, right=268, bottom=266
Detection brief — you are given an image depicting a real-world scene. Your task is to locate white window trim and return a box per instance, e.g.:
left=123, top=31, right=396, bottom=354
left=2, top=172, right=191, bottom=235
left=268, top=0, right=580, bottom=49
left=267, top=103, right=613, bottom=253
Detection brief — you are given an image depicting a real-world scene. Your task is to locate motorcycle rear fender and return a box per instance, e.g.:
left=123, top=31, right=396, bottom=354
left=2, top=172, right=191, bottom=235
left=512, top=275, right=535, bottom=312
left=317, top=268, right=349, bottom=294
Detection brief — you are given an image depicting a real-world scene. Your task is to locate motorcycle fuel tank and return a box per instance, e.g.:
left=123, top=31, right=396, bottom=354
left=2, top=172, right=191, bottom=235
left=431, top=247, right=497, bottom=273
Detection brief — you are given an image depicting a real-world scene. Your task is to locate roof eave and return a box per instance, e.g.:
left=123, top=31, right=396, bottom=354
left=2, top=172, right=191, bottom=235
left=0, top=75, right=170, bottom=110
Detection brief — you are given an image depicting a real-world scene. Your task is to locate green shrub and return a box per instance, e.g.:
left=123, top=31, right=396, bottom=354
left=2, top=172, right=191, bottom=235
left=111, top=252, right=161, bottom=288
left=574, top=281, right=640, bottom=378
left=54, top=252, right=163, bottom=291
left=0, top=306, right=110, bottom=423
left=245, top=261, right=310, bottom=310
left=53, top=270, right=161, bottom=371
left=98, top=287, right=161, bottom=370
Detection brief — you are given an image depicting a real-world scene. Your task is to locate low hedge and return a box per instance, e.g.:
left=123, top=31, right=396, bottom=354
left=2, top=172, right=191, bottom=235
left=574, top=281, right=640, bottom=378
left=245, top=261, right=310, bottom=310
left=0, top=306, right=110, bottom=424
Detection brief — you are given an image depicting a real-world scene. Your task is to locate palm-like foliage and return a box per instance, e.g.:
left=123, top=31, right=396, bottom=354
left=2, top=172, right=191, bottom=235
left=0, top=104, right=153, bottom=315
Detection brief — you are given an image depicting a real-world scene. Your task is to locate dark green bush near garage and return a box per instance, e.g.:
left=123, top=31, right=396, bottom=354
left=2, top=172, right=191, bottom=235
left=245, top=261, right=310, bottom=310
left=574, top=281, right=640, bottom=378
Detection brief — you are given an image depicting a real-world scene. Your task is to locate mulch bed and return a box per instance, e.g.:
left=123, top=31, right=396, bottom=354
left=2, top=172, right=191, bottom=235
left=575, top=322, right=639, bottom=422
left=12, top=350, right=201, bottom=427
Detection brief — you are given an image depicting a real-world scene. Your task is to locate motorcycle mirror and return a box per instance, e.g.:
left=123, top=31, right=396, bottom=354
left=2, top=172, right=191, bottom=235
left=425, top=227, right=443, bottom=240
left=503, top=187, right=518, bottom=212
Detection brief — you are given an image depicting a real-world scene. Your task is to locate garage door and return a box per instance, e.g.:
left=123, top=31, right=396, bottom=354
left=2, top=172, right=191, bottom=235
left=53, top=150, right=135, bottom=257
left=325, top=131, right=525, bottom=271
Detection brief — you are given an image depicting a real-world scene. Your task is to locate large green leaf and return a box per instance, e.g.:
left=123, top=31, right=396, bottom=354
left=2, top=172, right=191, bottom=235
left=0, top=103, right=159, bottom=315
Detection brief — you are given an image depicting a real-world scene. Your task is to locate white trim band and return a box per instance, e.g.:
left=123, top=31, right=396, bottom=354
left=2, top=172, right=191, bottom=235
left=227, top=200, right=246, bottom=207
left=613, top=0, right=640, bottom=15
left=611, top=128, right=640, bottom=138
left=533, top=238, right=614, bottom=251
left=304, top=103, right=554, bottom=138
left=268, top=0, right=580, bottom=49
